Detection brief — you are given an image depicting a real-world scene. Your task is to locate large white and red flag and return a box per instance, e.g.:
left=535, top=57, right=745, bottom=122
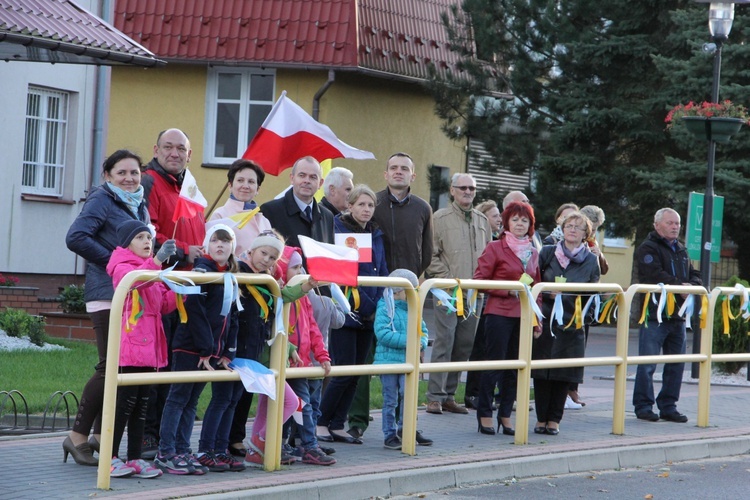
left=171, top=169, right=207, bottom=222
left=242, top=91, right=375, bottom=175
left=298, top=236, right=359, bottom=287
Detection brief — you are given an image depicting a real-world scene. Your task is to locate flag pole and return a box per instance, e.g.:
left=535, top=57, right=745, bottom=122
left=206, top=183, right=229, bottom=218
left=172, top=219, right=179, bottom=240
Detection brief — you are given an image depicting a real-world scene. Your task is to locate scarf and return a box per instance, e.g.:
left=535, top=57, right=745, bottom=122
left=229, top=193, right=257, bottom=210
left=503, top=232, right=533, bottom=270
left=554, top=241, right=588, bottom=269
left=107, top=182, right=144, bottom=217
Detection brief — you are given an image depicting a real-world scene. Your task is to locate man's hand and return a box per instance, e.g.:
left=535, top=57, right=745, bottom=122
left=187, top=245, right=205, bottom=263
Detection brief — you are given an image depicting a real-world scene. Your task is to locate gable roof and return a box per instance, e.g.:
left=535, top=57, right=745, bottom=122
left=113, top=0, right=462, bottom=82
left=0, top=0, right=163, bottom=66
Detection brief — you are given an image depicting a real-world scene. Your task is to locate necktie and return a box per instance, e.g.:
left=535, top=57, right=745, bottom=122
left=304, top=206, right=313, bottom=222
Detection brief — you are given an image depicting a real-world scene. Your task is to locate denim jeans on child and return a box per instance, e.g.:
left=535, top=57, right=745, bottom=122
left=199, top=378, right=245, bottom=453
left=286, top=378, right=318, bottom=450
left=633, top=319, right=686, bottom=415
left=308, top=378, right=323, bottom=427
left=158, top=351, right=207, bottom=456
left=380, top=373, right=405, bottom=440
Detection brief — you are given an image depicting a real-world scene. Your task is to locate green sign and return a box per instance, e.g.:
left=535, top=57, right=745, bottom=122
left=686, top=192, right=723, bottom=263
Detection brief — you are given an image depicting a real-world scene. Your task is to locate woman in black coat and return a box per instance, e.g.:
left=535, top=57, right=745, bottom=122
left=532, top=211, right=600, bottom=436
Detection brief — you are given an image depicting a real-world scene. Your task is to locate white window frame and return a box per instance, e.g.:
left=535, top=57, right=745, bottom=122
left=22, top=86, right=69, bottom=196
left=204, top=67, right=276, bottom=165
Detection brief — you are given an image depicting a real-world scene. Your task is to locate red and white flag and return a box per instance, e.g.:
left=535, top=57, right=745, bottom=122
left=242, top=91, right=375, bottom=175
left=298, top=235, right=359, bottom=287
left=291, top=396, right=308, bottom=425
left=171, top=169, right=207, bottom=222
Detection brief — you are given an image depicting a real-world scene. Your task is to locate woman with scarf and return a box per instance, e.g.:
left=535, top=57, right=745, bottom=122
left=542, top=203, right=579, bottom=246
left=473, top=202, right=541, bottom=436
left=532, top=211, right=600, bottom=435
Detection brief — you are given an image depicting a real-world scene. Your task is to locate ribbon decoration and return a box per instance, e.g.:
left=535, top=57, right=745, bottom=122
left=581, top=294, right=601, bottom=324
left=734, top=283, right=750, bottom=320
left=677, top=294, right=694, bottom=330
left=344, top=286, right=361, bottom=311
left=721, top=296, right=738, bottom=335
left=564, top=295, right=583, bottom=330
left=267, top=297, right=286, bottom=346
left=220, top=273, right=244, bottom=317
left=159, top=263, right=202, bottom=296
left=598, top=295, right=618, bottom=324
left=126, top=289, right=144, bottom=331
left=430, top=288, right=458, bottom=314
left=638, top=292, right=651, bottom=326
left=655, top=284, right=668, bottom=324
left=330, top=283, right=352, bottom=315
left=453, top=283, right=464, bottom=317
left=700, top=295, right=708, bottom=329
left=233, top=207, right=260, bottom=229
left=175, top=294, right=188, bottom=323
left=245, top=285, right=270, bottom=319
left=550, top=294, right=565, bottom=334
left=522, top=284, right=544, bottom=329
left=465, top=288, right=478, bottom=318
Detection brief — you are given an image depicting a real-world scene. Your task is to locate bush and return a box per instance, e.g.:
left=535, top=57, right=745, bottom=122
left=0, top=307, right=29, bottom=338
left=59, top=284, right=86, bottom=314
left=25, top=315, right=47, bottom=347
left=712, top=276, right=750, bottom=374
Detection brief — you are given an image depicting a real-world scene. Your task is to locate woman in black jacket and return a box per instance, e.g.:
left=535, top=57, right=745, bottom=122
left=63, top=150, right=150, bottom=466
left=532, top=212, right=600, bottom=436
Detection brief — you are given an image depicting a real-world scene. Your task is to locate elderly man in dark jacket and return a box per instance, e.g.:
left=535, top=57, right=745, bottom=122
left=633, top=208, right=701, bottom=424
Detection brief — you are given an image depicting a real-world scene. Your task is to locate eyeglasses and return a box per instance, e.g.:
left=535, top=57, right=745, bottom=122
left=452, top=185, right=476, bottom=192
left=563, top=224, right=585, bottom=232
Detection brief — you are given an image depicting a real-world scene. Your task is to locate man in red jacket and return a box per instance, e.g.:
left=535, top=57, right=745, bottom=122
left=140, top=128, right=207, bottom=458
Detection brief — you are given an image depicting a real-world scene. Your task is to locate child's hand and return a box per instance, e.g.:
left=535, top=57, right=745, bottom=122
left=198, top=356, right=214, bottom=371
left=533, top=325, right=542, bottom=339
left=289, top=350, right=302, bottom=366
left=321, top=360, right=331, bottom=376
left=219, top=357, right=232, bottom=370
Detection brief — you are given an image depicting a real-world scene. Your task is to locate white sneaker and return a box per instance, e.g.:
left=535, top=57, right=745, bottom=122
left=564, top=395, right=583, bottom=410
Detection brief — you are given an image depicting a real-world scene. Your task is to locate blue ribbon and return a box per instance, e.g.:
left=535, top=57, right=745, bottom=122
left=581, top=294, right=601, bottom=323
left=267, top=297, right=286, bottom=346
left=678, top=294, right=694, bottom=330
left=159, top=264, right=202, bottom=295
left=330, top=283, right=352, bottom=315
left=654, top=284, right=666, bottom=324
left=430, top=288, right=458, bottom=314
left=220, top=273, right=244, bottom=317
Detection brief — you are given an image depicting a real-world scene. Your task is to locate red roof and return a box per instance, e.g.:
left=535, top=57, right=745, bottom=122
left=113, top=0, right=462, bottom=80
left=0, top=0, right=162, bottom=66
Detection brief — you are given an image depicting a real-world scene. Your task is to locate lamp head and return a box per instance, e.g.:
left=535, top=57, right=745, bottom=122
left=694, top=1, right=750, bottom=40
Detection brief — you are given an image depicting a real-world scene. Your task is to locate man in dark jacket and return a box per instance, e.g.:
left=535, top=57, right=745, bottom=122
left=633, top=208, right=701, bottom=423
left=260, top=156, right=335, bottom=248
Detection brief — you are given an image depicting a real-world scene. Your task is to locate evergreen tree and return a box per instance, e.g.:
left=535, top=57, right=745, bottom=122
left=428, top=0, right=750, bottom=281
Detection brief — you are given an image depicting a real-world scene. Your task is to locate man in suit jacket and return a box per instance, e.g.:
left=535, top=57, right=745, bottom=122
left=260, top=156, right=335, bottom=248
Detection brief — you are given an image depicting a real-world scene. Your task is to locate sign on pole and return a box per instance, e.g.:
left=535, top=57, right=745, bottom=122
left=686, top=192, right=723, bottom=263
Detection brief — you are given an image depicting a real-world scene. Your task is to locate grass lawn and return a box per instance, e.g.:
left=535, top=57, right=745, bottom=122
left=1, top=338, right=464, bottom=419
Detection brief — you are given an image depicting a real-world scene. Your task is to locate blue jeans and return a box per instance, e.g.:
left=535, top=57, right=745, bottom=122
left=633, top=319, right=686, bottom=415
left=308, top=378, right=323, bottom=427
left=158, top=351, right=207, bottom=456
left=380, top=374, right=404, bottom=440
left=287, top=378, right=318, bottom=450
left=199, top=378, right=245, bottom=453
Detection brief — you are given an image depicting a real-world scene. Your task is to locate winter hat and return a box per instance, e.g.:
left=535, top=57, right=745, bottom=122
left=388, top=268, right=418, bottom=293
left=117, top=219, right=150, bottom=248
left=204, top=223, right=236, bottom=255
left=288, top=250, right=303, bottom=270
left=249, top=230, right=284, bottom=255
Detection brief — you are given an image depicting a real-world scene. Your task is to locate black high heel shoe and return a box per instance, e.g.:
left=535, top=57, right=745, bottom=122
left=476, top=416, right=496, bottom=435
left=62, top=436, right=98, bottom=466
left=497, top=417, right=515, bottom=436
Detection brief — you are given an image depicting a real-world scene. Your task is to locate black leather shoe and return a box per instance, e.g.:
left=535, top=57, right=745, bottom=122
left=636, top=410, right=660, bottom=422
left=347, top=427, right=364, bottom=439
left=660, top=411, right=688, bottom=423
left=533, top=426, right=547, bottom=434
left=316, top=433, right=335, bottom=443
left=545, top=426, right=559, bottom=435
left=464, top=396, right=478, bottom=410
left=330, top=429, right=363, bottom=444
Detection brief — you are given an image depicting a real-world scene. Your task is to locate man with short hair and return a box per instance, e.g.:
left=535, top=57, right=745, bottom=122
left=260, top=156, right=335, bottom=247
left=425, top=173, right=491, bottom=415
left=632, top=208, right=701, bottom=423
left=320, top=167, right=354, bottom=216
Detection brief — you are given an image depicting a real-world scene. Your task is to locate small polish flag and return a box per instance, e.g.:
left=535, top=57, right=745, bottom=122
left=298, top=236, right=359, bottom=287
left=171, top=169, right=207, bottom=222
left=242, top=91, right=376, bottom=175
left=334, top=233, right=372, bottom=263
left=291, top=396, right=307, bottom=425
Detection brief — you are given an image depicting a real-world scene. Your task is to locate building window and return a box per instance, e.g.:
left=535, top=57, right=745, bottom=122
left=22, top=86, right=69, bottom=196
left=205, top=67, right=275, bottom=164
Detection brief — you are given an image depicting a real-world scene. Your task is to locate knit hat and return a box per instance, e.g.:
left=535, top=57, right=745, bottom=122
left=204, top=223, right=236, bottom=255
left=117, top=219, right=150, bottom=248
left=249, top=231, right=284, bottom=255
left=388, top=268, right=418, bottom=293
left=288, top=250, right=303, bottom=270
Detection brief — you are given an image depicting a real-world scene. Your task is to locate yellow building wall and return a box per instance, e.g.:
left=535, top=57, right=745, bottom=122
left=107, top=65, right=465, bottom=211
left=600, top=237, right=635, bottom=289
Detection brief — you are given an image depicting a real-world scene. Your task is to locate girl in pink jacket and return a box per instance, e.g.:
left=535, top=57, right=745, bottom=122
left=105, top=220, right=177, bottom=478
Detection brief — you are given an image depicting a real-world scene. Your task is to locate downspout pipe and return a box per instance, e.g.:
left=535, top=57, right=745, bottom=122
left=312, top=69, right=336, bottom=121
left=90, top=0, right=111, bottom=192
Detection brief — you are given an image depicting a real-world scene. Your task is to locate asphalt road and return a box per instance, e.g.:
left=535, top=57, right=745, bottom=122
left=392, top=454, right=750, bottom=499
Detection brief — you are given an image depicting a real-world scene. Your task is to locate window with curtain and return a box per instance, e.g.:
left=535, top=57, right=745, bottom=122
left=22, top=86, right=69, bottom=196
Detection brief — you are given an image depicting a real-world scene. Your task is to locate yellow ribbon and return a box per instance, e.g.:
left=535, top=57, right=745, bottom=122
left=228, top=207, right=260, bottom=229
left=722, top=297, right=731, bottom=335
left=245, top=285, right=270, bottom=319
left=638, top=292, right=651, bottom=325
left=344, top=286, right=361, bottom=310
left=667, top=292, right=675, bottom=318
left=700, top=295, right=708, bottom=329
left=564, top=295, right=583, bottom=330
left=176, top=293, right=188, bottom=323
left=126, top=289, right=142, bottom=332
left=598, top=298, right=615, bottom=324
left=455, top=284, right=464, bottom=317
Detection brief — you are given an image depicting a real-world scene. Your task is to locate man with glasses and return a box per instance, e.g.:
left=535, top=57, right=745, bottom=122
left=425, top=173, right=491, bottom=414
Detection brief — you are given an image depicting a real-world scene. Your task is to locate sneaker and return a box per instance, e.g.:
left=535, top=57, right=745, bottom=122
left=425, top=401, right=443, bottom=414
left=185, top=453, right=208, bottom=475
left=282, top=444, right=299, bottom=464
left=155, top=453, right=194, bottom=475
left=383, top=436, right=402, bottom=450
left=248, top=434, right=265, bottom=455
left=319, top=446, right=336, bottom=455
left=110, top=457, right=136, bottom=478
left=141, top=436, right=158, bottom=460
left=300, top=446, right=336, bottom=466
left=244, top=450, right=264, bottom=468
left=196, top=452, right=230, bottom=472
left=125, top=459, right=162, bottom=479
left=216, top=452, right=246, bottom=471
left=564, top=395, right=583, bottom=410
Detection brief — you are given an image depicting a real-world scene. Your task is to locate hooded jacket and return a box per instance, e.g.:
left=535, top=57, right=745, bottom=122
left=66, top=183, right=150, bottom=303
left=373, top=298, right=428, bottom=364
left=106, top=247, right=176, bottom=368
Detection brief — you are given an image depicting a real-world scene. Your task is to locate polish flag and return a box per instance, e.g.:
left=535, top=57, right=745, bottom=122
left=171, top=169, right=207, bottom=222
left=291, top=396, right=308, bottom=425
left=298, top=235, right=359, bottom=287
left=242, top=91, right=376, bottom=175
left=334, top=233, right=372, bottom=263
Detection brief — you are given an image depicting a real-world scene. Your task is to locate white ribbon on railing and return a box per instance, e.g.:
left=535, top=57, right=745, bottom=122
left=159, top=264, right=202, bottom=295
left=267, top=297, right=285, bottom=346
left=677, top=294, right=694, bottom=330
left=430, top=288, right=458, bottom=314
left=330, top=283, right=352, bottom=316
left=549, top=293, right=564, bottom=335
left=734, top=283, right=750, bottom=320
left=581, top=294, right=601, bottom=323
left=655, top=283, right=668, bottom=324
left=466, top=289, right=478, bottom=318
left=523, top=284, right=544, bottom=328
left=220, top=273, right=243, bottom=317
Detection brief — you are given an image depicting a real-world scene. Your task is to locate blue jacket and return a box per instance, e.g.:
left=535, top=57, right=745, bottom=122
left=66, top=183, right=149, bottom=303
left=172, top=257, right=239, bottom=360
left=334, top=213, right=389, bottom=329
left=373, top=298, right=428, bottom=364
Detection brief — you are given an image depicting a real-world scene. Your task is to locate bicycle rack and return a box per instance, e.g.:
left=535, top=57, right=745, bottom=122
left=0, top=390, right=78, bottom=435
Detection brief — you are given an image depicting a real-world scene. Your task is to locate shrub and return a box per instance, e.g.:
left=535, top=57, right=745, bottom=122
left=25, top=315, right=47, bottom=347
left=59, top=284, right=86, bottom=314
left=0, top=273, right=20, bottom=286
left=0, top=307, right=29, bottom=338
left=712, top=276, right=750, bottom=374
